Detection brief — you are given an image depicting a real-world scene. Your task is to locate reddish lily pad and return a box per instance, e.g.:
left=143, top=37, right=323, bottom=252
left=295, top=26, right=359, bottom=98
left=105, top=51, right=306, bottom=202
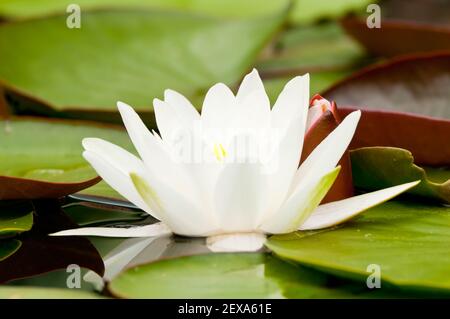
left=323, top=53, right=450, bottom=166
left=341, top=17, right=450, bottom=58
left=350, top=147, right=450, bottom=204
left=341, top=0, right=450, bottom=57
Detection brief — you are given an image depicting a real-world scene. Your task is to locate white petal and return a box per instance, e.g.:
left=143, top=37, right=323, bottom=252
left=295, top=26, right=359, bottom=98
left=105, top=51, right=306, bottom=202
left=81, top=139, right=158, bottom=218
left=271, top=74, right=309, bottom=130
left=130, top=171, right=218, bottom=236
left=260, top=166, right=341, bottom=234
left=206, top=233, right=266, bottom=252
left=164, top=89, right=200, bottom=121
left=232, top=89, right=270, bottom=130
left=262, top=115, right=307, bottom=222
left=300, top=181, right=420, bottom=230
left=213, top=162, right=268, bottom=232
left=117, top=102, right=196, bottom=200
left=49, top=222, right=171, bottom=237
left=201, top=83, right=236, bottom=129
left=236, top=69, right=267, bottom=103
left=233, top=69, right=270, bottom=129
left=153, top=98, right=181, bottom=142
left=117, top=101, right=169, bottom=167
left=290, top=110, right=361, bottom=196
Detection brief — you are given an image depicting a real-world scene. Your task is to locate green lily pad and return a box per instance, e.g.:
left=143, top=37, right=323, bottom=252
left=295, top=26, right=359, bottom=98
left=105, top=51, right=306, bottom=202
left=0, top=118, right=133, bottom=200
left=0, top=286, right=102, bottom=299
left=265, top=71, right=352, bottom=105
left=267, top=200, right=450, bottom=293
left=108, top=252, right=434, bottom=298
left=0, top=240, right=21, bottom=261
left=0, top=10, right=284, bottom=122
left=0, top=0, right=288, bottom=20
left=0, top=201, right=33, bottom=237
left=258, top=22, right=368, bottom=76
left=351, top=147, right=450, bottom=204
left=290, top=0, right=373, bottom=24
left=0, top=0, right=368, bottom=25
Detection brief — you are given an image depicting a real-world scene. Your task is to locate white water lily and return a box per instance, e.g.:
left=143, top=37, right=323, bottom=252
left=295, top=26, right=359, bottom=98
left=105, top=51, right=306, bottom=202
left=52, top=69, right=419, bottom=252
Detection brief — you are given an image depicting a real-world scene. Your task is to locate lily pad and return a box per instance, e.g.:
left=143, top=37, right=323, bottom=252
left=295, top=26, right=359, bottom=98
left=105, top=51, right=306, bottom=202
left=341, top=0, right=450, bottom=57
left=265, top=71, right=353, bottom=105
left=290, top=0, right=372, bottom=24
left=0, top=239, right=21, bottom=261
left=0, top=286, right=102, bottom=299
left=0, top=0, right=369, bottom=25
left=350, top=147, right=450, bottom=204
left=0, top=0, right=287, bottom=20
left=324, top=53, right=450, bottom=166
left=108, top=252, right=419, bottom=298
left=0, top=118, right=134, bottom=200
left=267, top=200, right=450, bottom=292
left=258, top=22, right=368, bottom=78
left=0, top=10, right=284, bottom=122
left=0, top=201, right=33, bottom=237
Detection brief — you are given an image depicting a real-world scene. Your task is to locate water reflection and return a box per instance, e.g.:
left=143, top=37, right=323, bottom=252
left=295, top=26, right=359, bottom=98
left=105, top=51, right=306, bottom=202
left=1, top=198, right=448, bottom=298
left=0, top=200, right=104, bottom=283
left=0, top=198, right=212, bottom=288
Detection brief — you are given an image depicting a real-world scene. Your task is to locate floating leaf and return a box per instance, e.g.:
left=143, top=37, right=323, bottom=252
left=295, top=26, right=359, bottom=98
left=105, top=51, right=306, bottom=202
left=267, top=200, right=450, bottom=293
left=258, top=22, right=368, bottom=78
left=0, top=201, right=33, bottom=237
left=0, top=286, right=102, bottom=299
left=323, top=53, right=450, bottom=166
left=0, top=239, right=21, bottom=261
left=0, top=0, right=370, bottom=25
left=0, top=10, right=284, bottom=122
left=290, top=0, right=372, bottom=24
left=350, top=147, right=450, bottom=204
left=341, top=0, right=450, bottom=57
left=0, top=118, right=134, bottom=200
left=341, top=17, right=450, bottom=58
left=265, top=71, right=353, bottom=105
left=0, top=0, right=287, bottom=20
left=108, top=252, right=420, bottom=298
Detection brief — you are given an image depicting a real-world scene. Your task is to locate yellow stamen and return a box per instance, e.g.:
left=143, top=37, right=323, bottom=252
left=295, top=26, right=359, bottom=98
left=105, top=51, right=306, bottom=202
left=213, top=143, right=227, bottom=161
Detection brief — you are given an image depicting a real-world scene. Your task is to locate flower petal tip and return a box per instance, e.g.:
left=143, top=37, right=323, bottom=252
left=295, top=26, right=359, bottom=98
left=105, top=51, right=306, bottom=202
left=81, top=137, right=102, bottom=150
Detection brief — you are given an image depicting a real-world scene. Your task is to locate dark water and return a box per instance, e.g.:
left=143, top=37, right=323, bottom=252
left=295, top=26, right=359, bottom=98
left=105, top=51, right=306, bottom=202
left=0, top=198, right=215, bottom=293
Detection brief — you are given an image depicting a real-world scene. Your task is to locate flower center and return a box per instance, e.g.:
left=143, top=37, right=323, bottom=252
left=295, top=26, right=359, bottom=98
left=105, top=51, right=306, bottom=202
left=213, top=143, right=227, bottom=161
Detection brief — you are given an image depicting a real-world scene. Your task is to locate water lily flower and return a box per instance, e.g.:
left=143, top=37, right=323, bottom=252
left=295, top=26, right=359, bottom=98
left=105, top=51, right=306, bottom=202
left=52, top=69, right=419, bottom=252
